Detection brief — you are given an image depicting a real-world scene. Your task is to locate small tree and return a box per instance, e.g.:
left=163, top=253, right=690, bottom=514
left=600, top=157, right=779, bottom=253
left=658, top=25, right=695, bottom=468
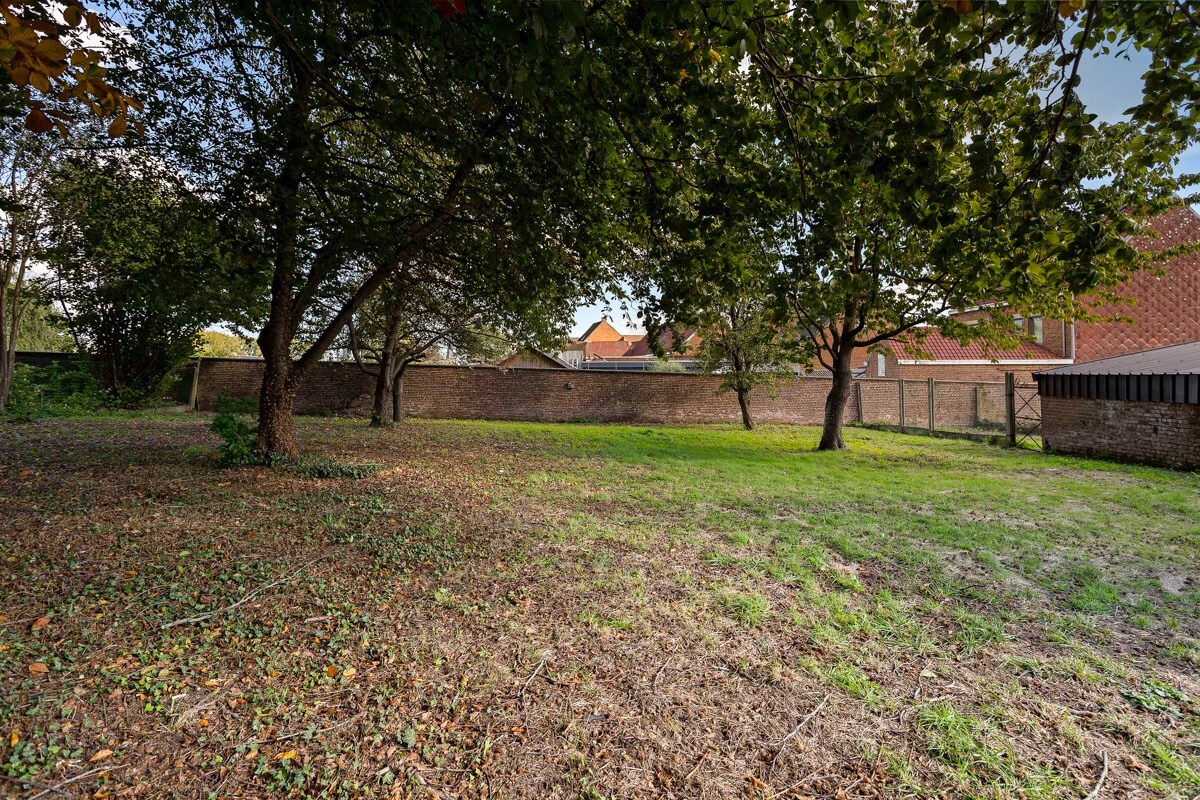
left=0, top=128, right=54, bottom=411
left=695, top=288, right=789, bottom=431
left=348, top=297, right=491, bottom=428
left=41, top=157, right=255, bottom=405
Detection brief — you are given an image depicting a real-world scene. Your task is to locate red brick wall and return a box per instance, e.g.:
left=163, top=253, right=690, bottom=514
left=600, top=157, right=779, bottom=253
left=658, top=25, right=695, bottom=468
left=194, top=359, right=1015, bottom=429
left=1042, top=396, right=1200, bottom=469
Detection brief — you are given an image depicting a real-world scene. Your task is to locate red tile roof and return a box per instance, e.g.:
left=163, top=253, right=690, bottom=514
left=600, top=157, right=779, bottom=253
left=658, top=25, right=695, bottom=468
left=884, top=329, right=1065, bottom=361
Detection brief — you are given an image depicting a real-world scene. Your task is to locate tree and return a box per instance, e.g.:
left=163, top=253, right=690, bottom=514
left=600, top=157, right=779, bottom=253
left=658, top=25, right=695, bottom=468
left=695, top=285, right=789, bottom=431
left=643, top=2, right=1195, bottom=451
left=347, top=276, right=487, bottom=427
left=117, top=0, right=719, bottom=457
left=199, top=330, right=258, bottom=358
left=40, top=157, right=253, bottom=405
left=0, top=125, right=54, bottom=411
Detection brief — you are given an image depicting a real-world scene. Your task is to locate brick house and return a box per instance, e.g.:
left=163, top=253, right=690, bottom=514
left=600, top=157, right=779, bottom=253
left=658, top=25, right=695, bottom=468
left=863, top=205, right=1200, bottom=383
left=557, top=319, right=700, bottom=369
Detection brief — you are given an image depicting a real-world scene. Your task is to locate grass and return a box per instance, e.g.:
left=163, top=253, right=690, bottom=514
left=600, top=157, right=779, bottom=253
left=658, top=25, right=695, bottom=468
left=1, top=416, right=1199, bottom=798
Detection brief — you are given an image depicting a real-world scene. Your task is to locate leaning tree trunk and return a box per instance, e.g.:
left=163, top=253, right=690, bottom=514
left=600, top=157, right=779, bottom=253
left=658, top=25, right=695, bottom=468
left=391, top=364, right=407, bottom=424
left=818, top=350, right=856, bottom=451
left=736, top=387, right=754, bottom=431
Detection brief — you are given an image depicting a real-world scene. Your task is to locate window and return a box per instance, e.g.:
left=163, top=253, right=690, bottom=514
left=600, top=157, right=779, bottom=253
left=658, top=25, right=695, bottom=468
left=876, top=353, right=886, bottom=377
left=1030, top=316, right=1043, bottom=344
left=1013, top=315, right=1024, bottom=332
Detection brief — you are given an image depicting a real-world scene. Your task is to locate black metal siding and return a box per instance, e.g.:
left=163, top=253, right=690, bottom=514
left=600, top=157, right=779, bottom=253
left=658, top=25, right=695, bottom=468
left=1038, top=373, right=1200, bottom=404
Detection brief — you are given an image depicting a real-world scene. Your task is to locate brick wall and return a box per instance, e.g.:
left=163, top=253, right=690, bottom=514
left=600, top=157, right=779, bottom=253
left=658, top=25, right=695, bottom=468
left=194, top=358, right=1018, bottom=429
left=1074, top=206, right=1200, bottom=363
left=1042, top=396, right=1200, bottom=469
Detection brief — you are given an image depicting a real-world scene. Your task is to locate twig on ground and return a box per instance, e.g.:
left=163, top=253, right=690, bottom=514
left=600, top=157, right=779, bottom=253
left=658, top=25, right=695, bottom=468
left=683, top=746, right=714, bottom=782
left=160, top=561, right=313, bottom=629
left=519, top=656, right=548, bottom=700
left=238, top=712, right=365, bottom=747
left=768, top=695, right=830, bottom=781
left=29, top=766, right=125, bottom=800
left=0, top=773, right=65, bottom=797
left=1084, top=751, right=1108, bottom=800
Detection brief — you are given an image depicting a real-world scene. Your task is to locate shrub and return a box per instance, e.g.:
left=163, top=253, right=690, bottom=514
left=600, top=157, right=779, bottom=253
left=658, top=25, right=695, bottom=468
left=211, top=396, right=261, bottom=466
left=3, top=362, right=108, bottom=420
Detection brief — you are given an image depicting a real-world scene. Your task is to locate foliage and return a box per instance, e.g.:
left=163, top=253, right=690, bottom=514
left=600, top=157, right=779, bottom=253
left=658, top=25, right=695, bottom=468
left=12, top=287, right=72, bottom=352
left=199, top=329, right=258, bottom=359
left=114, top=0, right=728, bottom=456
left=211, top=396, right=260, bottom=466
left=40, top=156, right=260, bottom=406
left=281, top=457, right=380, bottom=480
left=0, top=1, right=141, bottom=136
left=694, top=281, right=791, bottom=430
left=640, top=2, right=1196, bottom=451
left=2, top=360, right=105, bottom=419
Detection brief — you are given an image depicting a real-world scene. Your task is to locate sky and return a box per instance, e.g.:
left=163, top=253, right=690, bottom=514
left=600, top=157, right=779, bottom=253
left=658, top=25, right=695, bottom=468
left=569, top=45, right=1200, bottom=338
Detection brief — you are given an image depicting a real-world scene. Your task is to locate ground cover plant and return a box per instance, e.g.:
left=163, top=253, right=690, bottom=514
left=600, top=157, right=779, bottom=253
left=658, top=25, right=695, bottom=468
left=1, top=416, right=1198, bottom=799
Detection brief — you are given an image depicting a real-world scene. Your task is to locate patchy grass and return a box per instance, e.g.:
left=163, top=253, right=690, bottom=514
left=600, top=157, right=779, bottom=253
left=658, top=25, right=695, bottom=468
left=1, top=416, right=1199, bottom=799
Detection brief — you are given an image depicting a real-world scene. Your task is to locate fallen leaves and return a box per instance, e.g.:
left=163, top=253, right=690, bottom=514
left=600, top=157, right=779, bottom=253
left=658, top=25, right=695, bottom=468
left=27, top=662, right=48, bottom=675
left=274, top=749, right=299, bottom=761
left=90, top=748, right=114, bottom=762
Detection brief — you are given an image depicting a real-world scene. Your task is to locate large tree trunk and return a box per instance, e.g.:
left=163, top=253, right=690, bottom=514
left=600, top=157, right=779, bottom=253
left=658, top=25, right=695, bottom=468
left=370, top=351, right=393, bottom=429
left=255, top=365, right=297, bottom=459
left=391, top=365, right=406, bottom=423
left=255, top=312, right=300, bottom=458
left=736, top=387, right=754, bottom=430
left=369, top=314, right=402, bottom=428
left=818, top=350, right=855, bottom=451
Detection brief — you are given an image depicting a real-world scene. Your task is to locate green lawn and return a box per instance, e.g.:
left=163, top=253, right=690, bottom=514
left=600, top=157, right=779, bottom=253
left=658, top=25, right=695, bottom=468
left=2, top=417, right=1198, bottom=798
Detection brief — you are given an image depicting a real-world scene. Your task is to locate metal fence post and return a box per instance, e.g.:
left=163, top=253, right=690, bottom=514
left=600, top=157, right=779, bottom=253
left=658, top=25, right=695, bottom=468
left=898, top=379, right=906, bottom=430
left=856, top=381, right=864, bottom=423
left=1005, top=372, right=1016, bottom=446
left=927, top=377, right=935, bottom=433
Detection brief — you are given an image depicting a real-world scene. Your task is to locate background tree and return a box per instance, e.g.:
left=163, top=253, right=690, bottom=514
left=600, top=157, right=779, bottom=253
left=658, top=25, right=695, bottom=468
left=41, top=157, right=254, bottom=405
left=199, top=330, right=259, bottom=358
left=643, top=2, right=1194, bottom=451
left=694, top=283, right=790, bottom=431
left=117, top=0, right=735, bottom=458
left=0, top=125, right=54, bottom=411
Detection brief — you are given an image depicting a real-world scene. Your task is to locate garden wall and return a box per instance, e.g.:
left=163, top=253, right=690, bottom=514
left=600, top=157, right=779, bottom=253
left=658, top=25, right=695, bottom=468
left=192, top=358, right=1024, bottom=429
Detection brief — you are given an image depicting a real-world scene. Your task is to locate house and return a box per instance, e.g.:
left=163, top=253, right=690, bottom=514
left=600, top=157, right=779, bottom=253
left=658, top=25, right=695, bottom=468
left=1036, top=340, right=1200, bottom=468
left=557, top=318, right=701, bottom=370
left=864, top=204, right=1200, bottom=383
left=497, top=348, right=572, bottom=370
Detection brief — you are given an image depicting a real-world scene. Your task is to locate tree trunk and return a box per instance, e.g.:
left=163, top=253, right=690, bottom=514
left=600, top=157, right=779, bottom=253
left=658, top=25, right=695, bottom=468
left=819, top=351, right=855, bottom=451
left=391, top=365, right=406, bottom=423
left=255, top=315, right=299, bottom=458
left=0, top=350, right=12, bottom=414
left=370, top=350, right=392, bottom=429
left=736, top=387, right=754, bottom=430
left=255, top=366, right=297, bottom=459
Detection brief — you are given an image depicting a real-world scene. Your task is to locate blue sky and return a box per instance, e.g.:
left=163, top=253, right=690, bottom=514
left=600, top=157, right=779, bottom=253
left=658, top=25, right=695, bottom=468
left=570, top=46, right=1199, bottom=337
